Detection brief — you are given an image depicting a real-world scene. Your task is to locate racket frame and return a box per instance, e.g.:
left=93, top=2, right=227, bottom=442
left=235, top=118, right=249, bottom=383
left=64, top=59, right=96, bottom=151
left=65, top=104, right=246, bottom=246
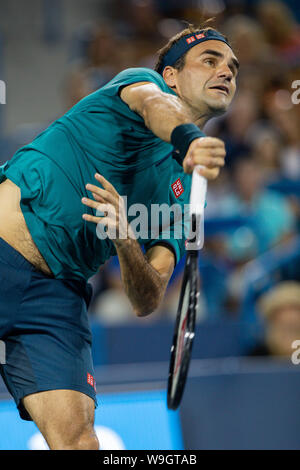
left=167, top=165, right=207, bottom=410
left=167, top=248, right=199, bottom=410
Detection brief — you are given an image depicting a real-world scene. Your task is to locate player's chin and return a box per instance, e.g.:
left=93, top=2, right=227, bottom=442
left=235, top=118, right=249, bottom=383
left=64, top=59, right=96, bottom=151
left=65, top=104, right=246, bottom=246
left=207, top=98, right=230, bottom=116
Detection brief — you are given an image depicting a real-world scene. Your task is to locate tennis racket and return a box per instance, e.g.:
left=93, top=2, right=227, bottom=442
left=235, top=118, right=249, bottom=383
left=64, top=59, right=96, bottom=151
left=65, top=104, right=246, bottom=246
left=167, top=165, right=207, bottom=410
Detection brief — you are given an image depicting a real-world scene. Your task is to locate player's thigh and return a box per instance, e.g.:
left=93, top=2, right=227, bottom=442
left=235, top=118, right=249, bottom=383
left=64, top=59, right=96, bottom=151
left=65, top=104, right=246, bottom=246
left=22, top=389, right=98, bottom=449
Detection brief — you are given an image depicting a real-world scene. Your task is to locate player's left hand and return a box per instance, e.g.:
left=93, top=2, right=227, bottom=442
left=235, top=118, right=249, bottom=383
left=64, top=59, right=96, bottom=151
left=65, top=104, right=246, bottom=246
left=82, top=173, right=134, bottom=245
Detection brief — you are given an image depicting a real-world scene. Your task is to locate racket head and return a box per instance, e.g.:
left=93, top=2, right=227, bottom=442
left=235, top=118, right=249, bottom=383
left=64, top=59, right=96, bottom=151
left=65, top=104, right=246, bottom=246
left=167, top=251, right=199, bottom=410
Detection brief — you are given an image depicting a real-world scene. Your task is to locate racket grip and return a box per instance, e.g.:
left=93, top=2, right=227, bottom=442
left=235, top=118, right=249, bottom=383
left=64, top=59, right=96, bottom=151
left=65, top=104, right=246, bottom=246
left=189, top=165, right=207, bottom=217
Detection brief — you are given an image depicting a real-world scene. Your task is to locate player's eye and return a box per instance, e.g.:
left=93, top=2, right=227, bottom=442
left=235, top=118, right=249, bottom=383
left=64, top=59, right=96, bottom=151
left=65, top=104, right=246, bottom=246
left=204, top=58, right=216, bottom=67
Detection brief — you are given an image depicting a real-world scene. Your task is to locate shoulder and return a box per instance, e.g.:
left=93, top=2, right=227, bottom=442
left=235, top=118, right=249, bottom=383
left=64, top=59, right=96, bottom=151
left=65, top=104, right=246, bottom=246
left=115, top=67, right=166, bottom=85
left=102, top=67, right=172, bottom=96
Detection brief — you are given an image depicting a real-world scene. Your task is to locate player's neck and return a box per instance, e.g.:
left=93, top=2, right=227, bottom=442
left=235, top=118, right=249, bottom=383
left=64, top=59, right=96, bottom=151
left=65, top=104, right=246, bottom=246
left=183, top=102, right=213, bottom=130
left=189, top=110, right=211, bottom=130
left=193, top=114, right=210, bottom=129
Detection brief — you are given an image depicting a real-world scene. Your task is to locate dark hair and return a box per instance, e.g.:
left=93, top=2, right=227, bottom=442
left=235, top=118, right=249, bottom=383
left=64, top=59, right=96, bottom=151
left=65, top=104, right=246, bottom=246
left=154, top=21, right=229, bottom=73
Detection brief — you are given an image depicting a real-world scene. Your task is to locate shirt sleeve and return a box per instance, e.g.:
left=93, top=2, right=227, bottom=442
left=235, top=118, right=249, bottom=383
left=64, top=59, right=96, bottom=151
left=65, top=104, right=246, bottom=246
left=144, top=237, right=185, bottom=267
left=143, top=207, right=189, bottom=266
left=102, top=67, right=175, bottom=97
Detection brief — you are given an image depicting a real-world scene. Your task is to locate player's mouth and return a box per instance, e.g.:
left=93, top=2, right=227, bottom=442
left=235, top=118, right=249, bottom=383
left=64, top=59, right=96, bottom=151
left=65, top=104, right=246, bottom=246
left=208, top=84, right=230, bottom=96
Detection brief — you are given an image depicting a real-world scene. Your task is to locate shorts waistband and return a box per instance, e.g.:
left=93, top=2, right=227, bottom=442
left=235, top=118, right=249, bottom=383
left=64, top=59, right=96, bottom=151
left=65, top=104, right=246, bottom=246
left=0, top=237, right=36, bottom=271
left=0, top=237, right=93, bottom=307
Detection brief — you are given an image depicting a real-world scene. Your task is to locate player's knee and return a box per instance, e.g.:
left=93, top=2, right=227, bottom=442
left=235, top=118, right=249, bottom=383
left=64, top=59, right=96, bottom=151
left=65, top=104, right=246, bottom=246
left=74, top=428, right=99, bottom=450
left=52, top=426, right=99, bottom=450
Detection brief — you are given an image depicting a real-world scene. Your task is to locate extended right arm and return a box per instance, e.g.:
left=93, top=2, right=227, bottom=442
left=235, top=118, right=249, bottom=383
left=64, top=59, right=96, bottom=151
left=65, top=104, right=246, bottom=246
left=120, top=82, right=192, bottom=144
left=120, top=82, right=226, bottom=180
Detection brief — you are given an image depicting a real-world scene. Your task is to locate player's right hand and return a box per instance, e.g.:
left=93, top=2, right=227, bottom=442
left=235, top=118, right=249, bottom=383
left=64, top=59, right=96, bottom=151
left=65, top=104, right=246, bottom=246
left=182, top=137, right=226, bottom=179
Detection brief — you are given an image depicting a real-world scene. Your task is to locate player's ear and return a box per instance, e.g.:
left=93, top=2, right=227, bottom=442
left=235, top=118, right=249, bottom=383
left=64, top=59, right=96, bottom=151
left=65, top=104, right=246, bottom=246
left=162, top=66, right=177, bottom=89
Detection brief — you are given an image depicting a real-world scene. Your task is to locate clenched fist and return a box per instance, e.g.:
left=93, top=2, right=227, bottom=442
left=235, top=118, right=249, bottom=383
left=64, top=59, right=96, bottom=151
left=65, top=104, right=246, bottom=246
left=182, top=137, right=226, bottom=179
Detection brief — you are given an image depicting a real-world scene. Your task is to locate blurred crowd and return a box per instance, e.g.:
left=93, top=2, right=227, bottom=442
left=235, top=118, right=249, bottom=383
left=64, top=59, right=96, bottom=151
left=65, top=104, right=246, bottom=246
left=1, top=0, right=300, bottom=357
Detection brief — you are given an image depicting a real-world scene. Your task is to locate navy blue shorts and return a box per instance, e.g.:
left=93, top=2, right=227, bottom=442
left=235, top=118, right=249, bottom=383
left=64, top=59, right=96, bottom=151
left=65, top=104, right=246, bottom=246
left=0, top=237, right=97, bottom=421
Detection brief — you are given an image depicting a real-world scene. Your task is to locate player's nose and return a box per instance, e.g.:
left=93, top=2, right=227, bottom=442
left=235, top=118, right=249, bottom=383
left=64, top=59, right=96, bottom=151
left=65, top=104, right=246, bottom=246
left=216, top=64, right=233, bottom=82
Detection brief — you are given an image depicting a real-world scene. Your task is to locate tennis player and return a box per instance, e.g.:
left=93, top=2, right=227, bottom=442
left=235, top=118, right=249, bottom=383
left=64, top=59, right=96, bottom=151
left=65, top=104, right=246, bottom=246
left=0, top=24, right=238, bottom=449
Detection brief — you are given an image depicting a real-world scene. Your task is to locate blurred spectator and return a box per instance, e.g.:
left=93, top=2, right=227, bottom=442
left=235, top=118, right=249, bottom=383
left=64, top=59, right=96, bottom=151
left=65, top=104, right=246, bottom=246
left=256, top=0, right=300, bottom=65
left=212, top=89, right=261, bottom=168
left=263, top=79, right=300, bottom=180
left=118, top=0, right=162, bottom=42
left=219, top=157, right=296, bottom=258
left=248, top=125, right=282, bottom=183
left=64, top=23, right=121, bottom=109
left=223, top=15, right=271, bottom=68
left=250, top=281, right=300, bottom=357
left=113, top=0, right=165, bottom=69
left=239, top=234, right=300, bottom=323
left=204, top=169, right=231, bottom=217
left=205, top=157, right=297, bottom=315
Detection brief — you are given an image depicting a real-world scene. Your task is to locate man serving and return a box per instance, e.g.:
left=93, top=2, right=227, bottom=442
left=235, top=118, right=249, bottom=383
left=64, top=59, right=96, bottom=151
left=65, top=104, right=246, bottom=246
left=0, top=24, right=238, bottom=449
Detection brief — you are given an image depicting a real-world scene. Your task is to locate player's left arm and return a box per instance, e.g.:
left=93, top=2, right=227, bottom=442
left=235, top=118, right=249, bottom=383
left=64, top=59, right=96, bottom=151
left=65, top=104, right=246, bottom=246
left=116, top=242, right=175, bottom=317
left=82, top=173, right=175, bottom=317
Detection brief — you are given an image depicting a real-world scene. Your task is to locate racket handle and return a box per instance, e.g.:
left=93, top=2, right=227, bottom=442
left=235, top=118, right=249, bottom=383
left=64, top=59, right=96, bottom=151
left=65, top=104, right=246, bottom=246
left=189, top=165, right=207, bottom=217
left=186, top=165, right=207, bottom=250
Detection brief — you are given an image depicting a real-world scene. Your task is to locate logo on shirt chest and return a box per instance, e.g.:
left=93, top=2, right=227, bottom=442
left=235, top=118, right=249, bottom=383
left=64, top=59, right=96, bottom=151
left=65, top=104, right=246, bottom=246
left=171, top=178, right=184, bottom=198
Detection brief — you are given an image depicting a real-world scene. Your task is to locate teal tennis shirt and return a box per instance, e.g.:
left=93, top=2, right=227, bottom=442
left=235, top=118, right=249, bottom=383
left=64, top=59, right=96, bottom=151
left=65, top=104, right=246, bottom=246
left=0, top=68, right=193, bottom=281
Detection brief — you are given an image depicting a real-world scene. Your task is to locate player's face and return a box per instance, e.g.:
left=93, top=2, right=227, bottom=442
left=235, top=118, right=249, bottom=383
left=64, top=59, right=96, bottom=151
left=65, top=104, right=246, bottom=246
left=174, top=40, right=239, bottom=116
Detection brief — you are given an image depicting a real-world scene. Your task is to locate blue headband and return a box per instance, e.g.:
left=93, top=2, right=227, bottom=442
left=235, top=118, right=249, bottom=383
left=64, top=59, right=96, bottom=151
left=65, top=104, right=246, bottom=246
left=158, top=29, right=232, bottom=75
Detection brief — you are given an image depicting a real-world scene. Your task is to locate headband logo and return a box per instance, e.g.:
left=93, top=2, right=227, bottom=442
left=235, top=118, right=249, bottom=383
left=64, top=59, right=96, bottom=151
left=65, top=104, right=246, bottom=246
left=186, top=32, right=206, bottom=45
left=186, top=36, right=196, bottom=44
